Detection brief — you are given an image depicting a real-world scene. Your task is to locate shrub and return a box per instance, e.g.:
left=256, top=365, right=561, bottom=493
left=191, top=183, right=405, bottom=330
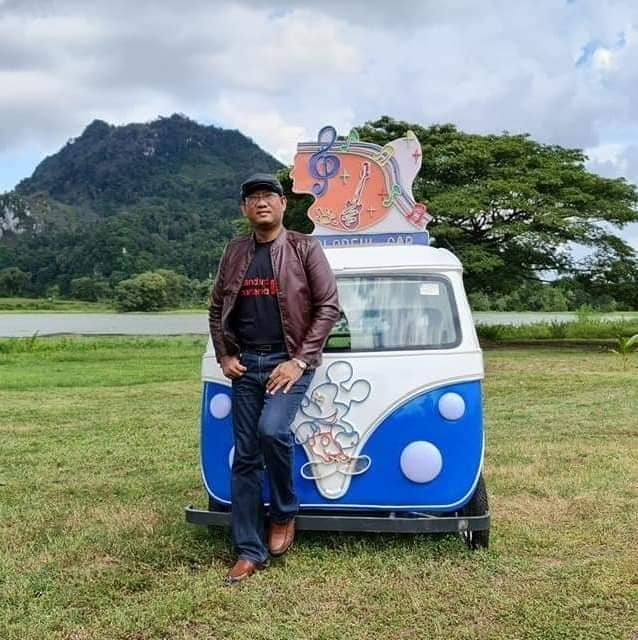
left=155, top=269, right=191, bottom=308
left=468, top=291, right=492, bottom=311
left=548, top=321, right=568, bottom=339
left=609, top=334, right=638, bottom=370
left=0, top=267, right=31, bottom=296
left=70, top=276, right=112, bottom=301
left=188, top=278, right=213, bottom=306
left=576, top=305, right=595, bottom=323
left=476, top=324, right=506, bottom=342
left=115, top=272, right=168, bottom=311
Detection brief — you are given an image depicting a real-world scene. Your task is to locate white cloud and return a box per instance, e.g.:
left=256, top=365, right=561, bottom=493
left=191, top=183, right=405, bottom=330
left=586, top=142, right=638, bottom=251
left=215, top=94, right=307, bottom=164
left=2, top=0, right=637, bottom=153
left=206, top=8, right=361, bottom=93
left=592, top=47, right=614, bottom=69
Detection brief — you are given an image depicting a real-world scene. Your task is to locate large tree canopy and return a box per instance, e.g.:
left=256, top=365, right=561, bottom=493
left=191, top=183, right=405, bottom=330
left=282, top=117, right=638, bottom=293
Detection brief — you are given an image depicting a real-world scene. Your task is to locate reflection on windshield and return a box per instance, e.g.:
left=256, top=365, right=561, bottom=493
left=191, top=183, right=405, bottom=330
left=326, top=276, right=460, bottom=351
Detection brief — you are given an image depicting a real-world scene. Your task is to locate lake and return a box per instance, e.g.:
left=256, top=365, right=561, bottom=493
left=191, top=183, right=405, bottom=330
left=1, top=311, right=637, bottom=338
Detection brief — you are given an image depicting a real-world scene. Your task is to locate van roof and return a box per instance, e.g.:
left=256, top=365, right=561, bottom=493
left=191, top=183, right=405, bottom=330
left=324, top=243, right=462, bottom=272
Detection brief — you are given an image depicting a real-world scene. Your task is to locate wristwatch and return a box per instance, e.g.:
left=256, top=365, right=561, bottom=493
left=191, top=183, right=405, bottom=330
left=292, top=357, right=308, bottom=371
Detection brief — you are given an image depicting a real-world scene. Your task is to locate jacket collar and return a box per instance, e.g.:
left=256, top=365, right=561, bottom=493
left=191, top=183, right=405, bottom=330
left=250, top=226, right=287, bottom=248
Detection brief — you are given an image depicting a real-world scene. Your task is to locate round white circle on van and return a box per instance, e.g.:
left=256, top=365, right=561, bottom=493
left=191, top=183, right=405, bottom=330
left=209, top=393, right=231, bottom=419
left=438, top=392, right=465, bottom=421
left=228, top=446, right=235, bottom=469
left=400, top=441, right=442, bottom=483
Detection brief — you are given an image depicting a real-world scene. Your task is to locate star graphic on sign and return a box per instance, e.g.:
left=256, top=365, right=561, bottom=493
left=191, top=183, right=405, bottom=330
left=367, top=206, right=377, bottom=214
left=340, top=168, right=350, bottom=184
left=412, top=148, right=422, bottom=163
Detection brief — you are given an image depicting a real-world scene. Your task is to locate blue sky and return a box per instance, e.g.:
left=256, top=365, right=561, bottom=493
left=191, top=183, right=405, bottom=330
left=1, top=0, right=637, bottom=250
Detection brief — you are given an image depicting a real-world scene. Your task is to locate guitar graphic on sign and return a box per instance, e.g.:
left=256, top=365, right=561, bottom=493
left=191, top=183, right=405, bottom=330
left=340, top=161, right=370, bottom=230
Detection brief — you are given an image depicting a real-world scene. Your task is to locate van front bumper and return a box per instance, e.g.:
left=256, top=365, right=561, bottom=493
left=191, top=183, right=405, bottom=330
left=184, top=504, right=490, bottom=534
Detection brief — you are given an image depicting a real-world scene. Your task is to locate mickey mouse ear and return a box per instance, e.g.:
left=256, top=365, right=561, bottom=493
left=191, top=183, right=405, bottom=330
left=301, top=461, right=339, bottom=481
left=347, top=379, right=372, bottom=403
left=325, top=361, right=353, bottom=384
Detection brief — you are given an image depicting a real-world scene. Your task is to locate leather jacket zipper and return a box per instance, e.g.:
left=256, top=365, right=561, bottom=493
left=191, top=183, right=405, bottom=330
left=270, top=243, right=289, bottom=355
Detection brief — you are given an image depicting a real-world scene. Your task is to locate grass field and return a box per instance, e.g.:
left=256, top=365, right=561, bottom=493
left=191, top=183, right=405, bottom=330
left=1, top=337, right=637, bottom=640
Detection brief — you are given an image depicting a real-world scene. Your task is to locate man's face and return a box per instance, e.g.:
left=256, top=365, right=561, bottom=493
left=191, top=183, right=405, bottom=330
left=240, top=190, right=287, bottom=230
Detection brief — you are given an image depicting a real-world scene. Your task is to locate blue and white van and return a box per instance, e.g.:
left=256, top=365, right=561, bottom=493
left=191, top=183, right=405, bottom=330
left=187, top=242, right=490, bottom=549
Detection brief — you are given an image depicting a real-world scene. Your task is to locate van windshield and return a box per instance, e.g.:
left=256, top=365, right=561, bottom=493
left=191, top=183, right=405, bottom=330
left=325, top=275, right=461, bottom=352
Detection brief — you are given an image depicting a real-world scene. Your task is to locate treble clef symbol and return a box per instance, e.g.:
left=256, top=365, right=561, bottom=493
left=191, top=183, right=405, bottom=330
left=309, top=126, right=341, bottom=198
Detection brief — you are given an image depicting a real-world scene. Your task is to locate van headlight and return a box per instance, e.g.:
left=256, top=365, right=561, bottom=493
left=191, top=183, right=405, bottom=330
left=400, top=441, right=443, bottom=483
left=209, top=393, right=232, bottom=419
left=438, top=392, right=465, bottom=421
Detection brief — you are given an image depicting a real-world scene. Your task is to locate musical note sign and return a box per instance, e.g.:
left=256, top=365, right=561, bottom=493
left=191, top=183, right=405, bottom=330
left=340, top=128, right=360, bottom=151
left=382, top=184, right=402, bottom=208
left=292, top=125, right=432, bottom=236
left=309, top=126, right=340, bottom=198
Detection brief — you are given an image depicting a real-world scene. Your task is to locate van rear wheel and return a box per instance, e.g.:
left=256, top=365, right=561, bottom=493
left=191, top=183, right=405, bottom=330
left=459, top=474, right=490, bottom=550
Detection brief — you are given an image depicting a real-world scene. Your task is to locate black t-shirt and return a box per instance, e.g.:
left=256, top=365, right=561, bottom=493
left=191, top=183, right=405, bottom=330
left=231, top=240, right=285, bottom=347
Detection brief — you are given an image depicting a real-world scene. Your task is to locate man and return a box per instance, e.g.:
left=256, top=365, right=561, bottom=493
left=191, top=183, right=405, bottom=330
left=209, top=173, right=340, bottom=584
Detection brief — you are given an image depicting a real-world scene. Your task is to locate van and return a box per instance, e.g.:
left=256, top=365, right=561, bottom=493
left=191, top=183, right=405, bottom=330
left=186, top=241, right=490, bottom=549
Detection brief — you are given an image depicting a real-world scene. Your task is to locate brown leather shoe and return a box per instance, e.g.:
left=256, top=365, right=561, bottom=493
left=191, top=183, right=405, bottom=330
left=268, top=518, right=295, bottom=557
left=224, top=559, right=268, bottom=585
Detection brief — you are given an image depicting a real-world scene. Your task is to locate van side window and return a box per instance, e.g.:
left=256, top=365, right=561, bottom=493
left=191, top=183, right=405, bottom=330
left=325, top=275, right=461, bottom=352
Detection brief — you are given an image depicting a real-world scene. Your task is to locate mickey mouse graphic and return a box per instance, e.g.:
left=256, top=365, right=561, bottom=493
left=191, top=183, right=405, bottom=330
left=293, top=361, right=372, bottom=497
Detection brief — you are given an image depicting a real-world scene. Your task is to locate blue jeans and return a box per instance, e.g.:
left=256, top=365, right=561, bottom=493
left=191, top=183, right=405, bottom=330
left=231, top=351, right=314, bottom=563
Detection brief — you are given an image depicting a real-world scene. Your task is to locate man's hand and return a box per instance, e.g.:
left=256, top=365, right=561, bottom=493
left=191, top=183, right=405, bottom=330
left=220, top=355, right=247, bottom=379
left=266, top=360, right=303, bottom=395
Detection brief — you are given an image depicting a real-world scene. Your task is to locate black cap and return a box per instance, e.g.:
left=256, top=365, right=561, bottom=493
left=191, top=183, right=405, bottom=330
left=240, top=173, right=284, bottom=199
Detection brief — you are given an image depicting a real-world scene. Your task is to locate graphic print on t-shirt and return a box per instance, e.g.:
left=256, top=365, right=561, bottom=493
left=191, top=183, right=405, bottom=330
left=239, top=276, right=279, bottom=298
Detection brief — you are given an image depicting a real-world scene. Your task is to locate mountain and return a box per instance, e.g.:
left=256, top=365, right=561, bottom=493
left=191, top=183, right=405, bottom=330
left=16, top=113, right=283, bottom=220
left=0, top=114, right=284, bottom=293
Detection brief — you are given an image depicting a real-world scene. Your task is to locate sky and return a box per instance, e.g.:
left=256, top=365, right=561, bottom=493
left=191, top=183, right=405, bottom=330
left=1, top=0, right=638, bottom=250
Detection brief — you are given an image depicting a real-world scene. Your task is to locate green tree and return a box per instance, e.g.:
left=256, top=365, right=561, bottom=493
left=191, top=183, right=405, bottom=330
left=114, top=272, right=168, bottom=311
left=279, top=168, right=314, bottom=234
left=573, top=250, right=638, bottom=310
left=155, top=269, right=190, bottom=307
left=282, top=117, right=638, bottom=295
left=187, top=277, right=213, bottom=306
left=70, top=276, right=111, bottom=301
left=0, top=267, right=31, bottom=296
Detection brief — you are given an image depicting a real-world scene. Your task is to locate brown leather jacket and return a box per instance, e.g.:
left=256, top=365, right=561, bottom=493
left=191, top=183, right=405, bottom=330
left=208, top=229, right=340, bottom=369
